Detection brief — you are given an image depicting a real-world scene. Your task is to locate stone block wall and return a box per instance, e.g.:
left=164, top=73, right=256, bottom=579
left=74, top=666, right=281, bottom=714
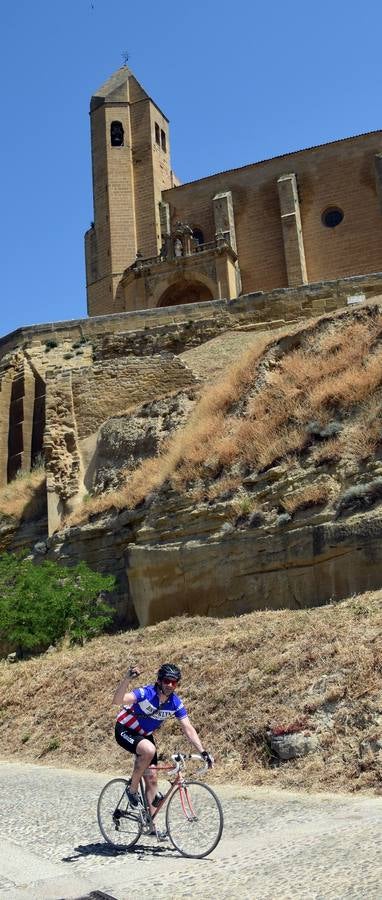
left=163, top=132, right=382, bottom=295
left=72, top=355, right=197, bottom=440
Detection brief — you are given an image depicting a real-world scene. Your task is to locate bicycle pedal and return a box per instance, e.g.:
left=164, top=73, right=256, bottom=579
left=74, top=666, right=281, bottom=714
left=148, top=828, right=168, bottom=841
left=157, top=831, right=168, bottom=842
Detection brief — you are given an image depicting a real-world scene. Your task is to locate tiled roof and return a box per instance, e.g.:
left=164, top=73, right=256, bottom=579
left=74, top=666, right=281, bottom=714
left=171, top=130, right=382, bottom=190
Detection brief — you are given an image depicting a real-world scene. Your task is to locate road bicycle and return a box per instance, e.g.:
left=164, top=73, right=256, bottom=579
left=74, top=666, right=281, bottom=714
left=97, top=752, right=224, bottom=858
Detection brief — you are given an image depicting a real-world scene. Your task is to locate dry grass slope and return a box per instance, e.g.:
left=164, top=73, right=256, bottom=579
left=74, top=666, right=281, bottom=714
left=0, top=467, right=46, bottom=524
left=69, top=303, right=382, bottom=525
left=1, top=589, right=382, bottom=795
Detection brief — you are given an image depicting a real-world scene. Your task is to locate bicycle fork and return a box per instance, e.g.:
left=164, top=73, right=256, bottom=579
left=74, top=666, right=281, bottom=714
left=179, top=784, right=198, bottom=822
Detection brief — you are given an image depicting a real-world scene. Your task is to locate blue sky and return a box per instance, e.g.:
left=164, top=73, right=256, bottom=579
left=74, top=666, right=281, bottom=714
left=1, top=0, right=382, bottom=335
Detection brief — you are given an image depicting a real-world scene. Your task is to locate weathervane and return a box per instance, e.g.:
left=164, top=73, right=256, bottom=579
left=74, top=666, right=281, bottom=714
left=122, top=50, right=130, bottom=65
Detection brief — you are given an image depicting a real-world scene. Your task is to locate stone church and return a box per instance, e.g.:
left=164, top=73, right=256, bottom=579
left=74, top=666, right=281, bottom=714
left=85, top=66, right=382, bottom=317
left=2, top=64, right=382, bottom=527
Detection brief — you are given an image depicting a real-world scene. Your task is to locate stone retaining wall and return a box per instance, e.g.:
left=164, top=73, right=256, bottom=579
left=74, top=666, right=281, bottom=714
left=1, top=272, right=382, bottom=355
left=72, top=355, right=196, bottom=440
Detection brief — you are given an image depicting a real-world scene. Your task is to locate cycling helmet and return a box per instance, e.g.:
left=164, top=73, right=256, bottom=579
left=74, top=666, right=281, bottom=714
left=157, top=663, right=181, bottom=682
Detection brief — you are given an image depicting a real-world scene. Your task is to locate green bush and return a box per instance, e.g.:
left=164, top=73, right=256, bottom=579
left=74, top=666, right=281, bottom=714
left=44, top=339, right=58, bottom=352
left=0, top=553, right=115, bottom=657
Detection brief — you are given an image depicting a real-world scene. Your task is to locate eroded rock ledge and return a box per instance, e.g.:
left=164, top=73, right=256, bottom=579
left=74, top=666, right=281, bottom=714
left=36, top=472, right=382, bottom=628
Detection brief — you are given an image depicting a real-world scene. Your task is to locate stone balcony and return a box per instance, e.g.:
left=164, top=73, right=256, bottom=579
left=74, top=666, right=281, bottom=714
left=118, top=237, right=240, bottom=311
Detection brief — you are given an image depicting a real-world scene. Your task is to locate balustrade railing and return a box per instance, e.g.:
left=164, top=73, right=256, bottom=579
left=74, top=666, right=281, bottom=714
left=129, top=236, right=231, bottom=273
left=194, top=240, right=217, bottom=253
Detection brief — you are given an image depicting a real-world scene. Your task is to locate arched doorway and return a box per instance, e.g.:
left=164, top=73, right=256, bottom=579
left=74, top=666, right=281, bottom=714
left=158, top=279, right=214, bottom=308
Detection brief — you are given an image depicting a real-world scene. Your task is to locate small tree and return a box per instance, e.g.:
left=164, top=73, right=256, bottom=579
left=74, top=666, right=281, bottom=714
left=0, top=553, right=115, bottom=657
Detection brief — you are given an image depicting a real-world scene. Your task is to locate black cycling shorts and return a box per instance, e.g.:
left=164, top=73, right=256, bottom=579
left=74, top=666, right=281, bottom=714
left=115, top=721, right=158, bottom=765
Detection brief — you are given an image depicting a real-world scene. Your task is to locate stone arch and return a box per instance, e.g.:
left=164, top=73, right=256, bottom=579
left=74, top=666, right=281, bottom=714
left=155, top=275, right=216, bottom=308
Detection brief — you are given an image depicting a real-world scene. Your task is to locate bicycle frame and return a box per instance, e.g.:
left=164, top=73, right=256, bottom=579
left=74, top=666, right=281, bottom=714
left=97, top=752, right=223, bottom=858
left=139, top=759, right=199, bottom=828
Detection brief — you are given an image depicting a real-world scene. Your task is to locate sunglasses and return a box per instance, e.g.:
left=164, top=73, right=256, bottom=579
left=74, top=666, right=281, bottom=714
left=162, top=677, right=179, bottom=685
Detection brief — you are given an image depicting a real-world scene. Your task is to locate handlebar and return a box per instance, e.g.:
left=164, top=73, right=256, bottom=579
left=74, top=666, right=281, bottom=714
left=170, top=752, right=211, bottom=776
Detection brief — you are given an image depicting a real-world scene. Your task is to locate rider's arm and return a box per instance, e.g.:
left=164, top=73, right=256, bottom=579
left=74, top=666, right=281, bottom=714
left=178, top=716, right=205, bottom=753
left=112, top=683, right=138, bottom=706
left=112, top=665, right=141, bottom=705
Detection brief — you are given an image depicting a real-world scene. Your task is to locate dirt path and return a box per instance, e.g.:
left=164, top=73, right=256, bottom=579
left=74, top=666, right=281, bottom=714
left=180, top=329, right=269, bottom=381
left=0, top=761, right=381, bottom=899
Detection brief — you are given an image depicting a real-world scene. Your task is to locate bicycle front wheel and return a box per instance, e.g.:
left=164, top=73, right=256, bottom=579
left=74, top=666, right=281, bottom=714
left=165, top=780, right=224, bottom=858
left=97, top=778, right=142, bottom=850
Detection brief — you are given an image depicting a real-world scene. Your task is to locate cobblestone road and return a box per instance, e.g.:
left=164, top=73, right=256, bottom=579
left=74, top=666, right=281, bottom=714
left=0, top=761, right=381, bottom=899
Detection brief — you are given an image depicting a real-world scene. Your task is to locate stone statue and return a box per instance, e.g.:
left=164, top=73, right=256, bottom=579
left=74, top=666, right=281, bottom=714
left=174, top=238, right=183, bottom=258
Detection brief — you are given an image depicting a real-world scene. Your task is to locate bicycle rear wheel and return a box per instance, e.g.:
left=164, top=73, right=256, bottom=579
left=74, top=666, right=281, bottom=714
left=165, top=780, right=223, bottom=858
left=97, top=778, right=142, bottom=850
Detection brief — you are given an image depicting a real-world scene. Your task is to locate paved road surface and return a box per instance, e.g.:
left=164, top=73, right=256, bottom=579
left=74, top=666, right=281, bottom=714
left=0, top=761, right=381, bottom=899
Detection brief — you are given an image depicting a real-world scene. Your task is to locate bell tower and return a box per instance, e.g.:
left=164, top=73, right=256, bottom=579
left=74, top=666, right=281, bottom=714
left=85, top=67, right=174, bottom=316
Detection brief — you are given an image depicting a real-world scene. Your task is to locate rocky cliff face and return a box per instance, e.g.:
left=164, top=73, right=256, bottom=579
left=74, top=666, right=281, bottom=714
left=38, top=460, right=382, bottom=628
left=129, top=493, right=382, bottom=625
left=89, top=391, right=196, bottom=494
left=4, top=299, right=382, bottom=633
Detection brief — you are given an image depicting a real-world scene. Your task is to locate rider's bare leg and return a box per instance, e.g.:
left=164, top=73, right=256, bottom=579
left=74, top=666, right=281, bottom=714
left=143, top=766, right=158, bottom=815
left=130, top=739, right=155, bottom=795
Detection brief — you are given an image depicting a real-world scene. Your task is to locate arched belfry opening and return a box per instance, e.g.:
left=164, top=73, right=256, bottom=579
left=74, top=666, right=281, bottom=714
left=110, top=121, right=124, bottom=147
left=158, top=280, right=214, bottom=308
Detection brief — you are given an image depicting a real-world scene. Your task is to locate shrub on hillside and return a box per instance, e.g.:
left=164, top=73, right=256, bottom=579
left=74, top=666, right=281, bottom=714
left=306, top=420, right=342, bottom=440
left=0, top=554, right=115, bottom=657
left=336, top=478, right=382, bottom=517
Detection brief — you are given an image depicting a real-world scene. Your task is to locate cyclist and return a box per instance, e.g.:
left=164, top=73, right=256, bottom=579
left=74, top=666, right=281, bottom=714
left=113, top=662, right=213, bottom=813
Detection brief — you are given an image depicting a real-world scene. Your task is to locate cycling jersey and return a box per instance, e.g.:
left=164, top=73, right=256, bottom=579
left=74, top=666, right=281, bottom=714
left=116, top=683, right=188, bottom=735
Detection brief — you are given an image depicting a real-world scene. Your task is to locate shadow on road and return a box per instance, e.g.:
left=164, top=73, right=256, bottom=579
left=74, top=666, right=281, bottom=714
left=62, top=841, right=174, bottom=863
